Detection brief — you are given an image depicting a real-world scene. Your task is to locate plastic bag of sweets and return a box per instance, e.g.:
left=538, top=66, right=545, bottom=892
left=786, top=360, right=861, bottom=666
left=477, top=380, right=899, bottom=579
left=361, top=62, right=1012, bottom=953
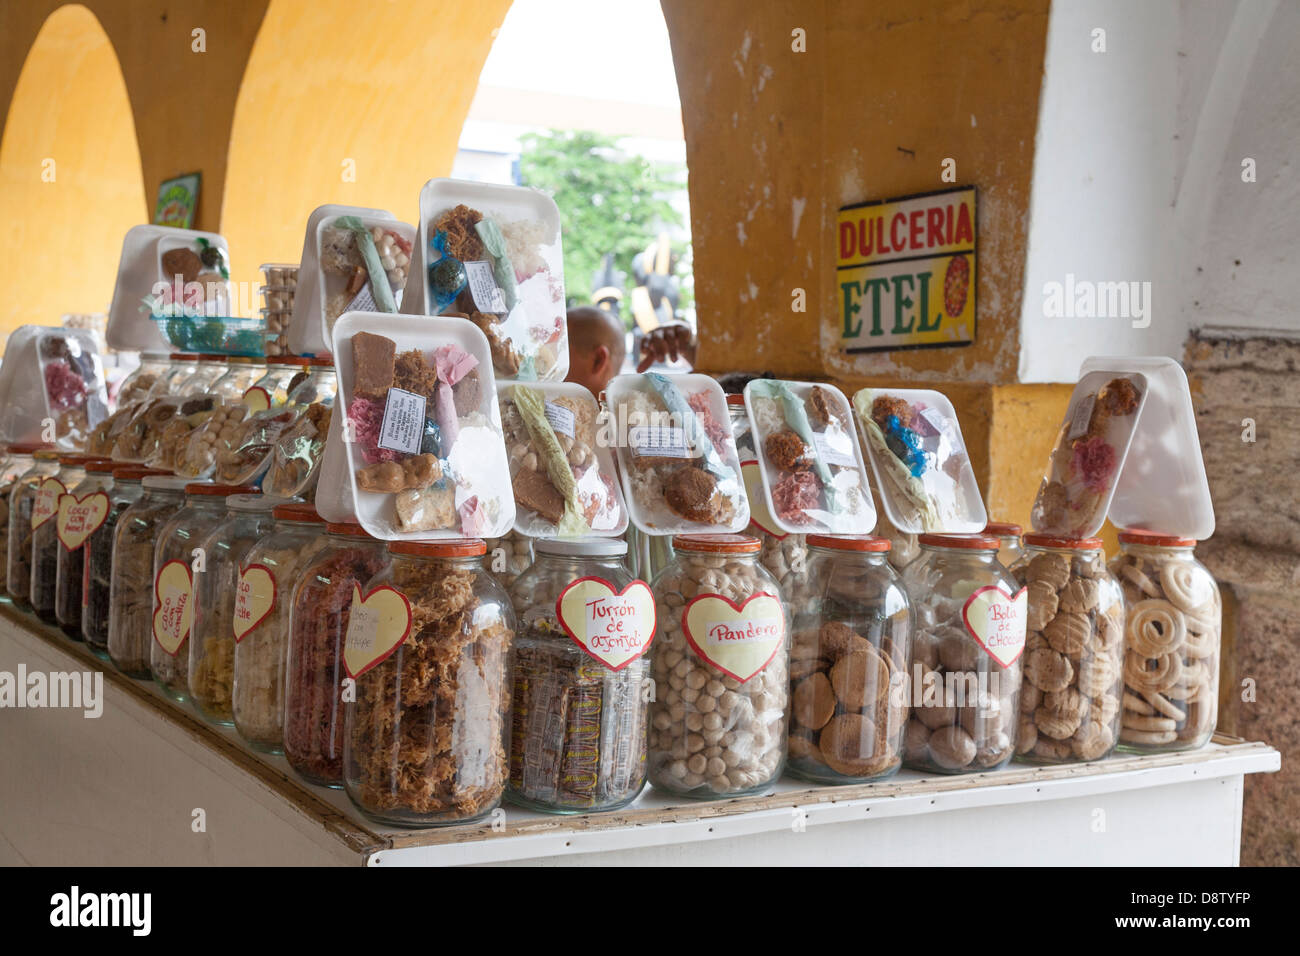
left=113, top=394, right=219, bottom=464
left=189, top=494, right=285, bottom=726
left=259, top=359, right=338, bottom=500
left=31, top=456, right=90, bottom=626
left=108, top=476, right=189, bottom=678
left=605, top=373, right=749, bottom=535
left=150, top=483, right=257, bottom=702
left=173, top=401, right=250, bottom=479
left=55, top=459, right=116, bottom=641
left=0, top=445, right=40, bottom=602
left=498, top=382, right=626, bottom=537
left=408, top=179, right=568, bottom=383
left=84, top=467, right=164, bottom=656
left=232, top=503, right=327, bottom=752
left=325, top=313, right=515, bottom=539
left=343, top=540, right=515, bottom=826
left=282, top=522, right=389, bottom=787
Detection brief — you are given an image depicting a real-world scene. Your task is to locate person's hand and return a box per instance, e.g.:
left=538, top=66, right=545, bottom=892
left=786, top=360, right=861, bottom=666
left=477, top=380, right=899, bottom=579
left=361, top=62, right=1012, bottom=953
left=636, top=323, right=697, bottom=372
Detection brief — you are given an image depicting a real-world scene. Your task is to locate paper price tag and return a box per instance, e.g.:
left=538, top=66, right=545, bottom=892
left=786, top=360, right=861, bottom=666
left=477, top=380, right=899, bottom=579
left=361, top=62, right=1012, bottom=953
left=556, top=577, right=656, bottom=670
left=683, top=592, right=785, bottom=683
left=377, top=387, right=427, bottom=455
left=812, top=431, right=857, bottom=468
left=32, top=478, right=65, bottom=530
left=962, top=585, right=1028, bottom=667
left=544, top=401, right=576, bottom=439
left=1067, top=393, right=1097, bottom=440
left=233, top=564, right=276, bottom=642
left=343, top=584, right=412, bottom=678
left=464, top=260, right=507, bottom=314
left=56, top=492, right=109, bottom=550
left=629, top=425, right=691, bottom=459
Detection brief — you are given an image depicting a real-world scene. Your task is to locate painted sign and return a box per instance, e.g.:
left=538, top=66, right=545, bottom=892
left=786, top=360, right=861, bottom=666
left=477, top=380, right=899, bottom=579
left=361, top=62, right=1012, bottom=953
left=838, top=186, right=976, bottom=353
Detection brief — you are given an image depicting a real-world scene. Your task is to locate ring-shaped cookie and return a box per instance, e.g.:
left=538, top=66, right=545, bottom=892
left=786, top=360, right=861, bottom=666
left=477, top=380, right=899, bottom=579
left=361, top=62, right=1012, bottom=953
left=1141, top=690, right=1187, bottom=721
left=1159, top=561, right=1212, bottom=614
left=1120, top=562, right=1161, bottom=598
left=1127, top=599, right=1186, bottom=657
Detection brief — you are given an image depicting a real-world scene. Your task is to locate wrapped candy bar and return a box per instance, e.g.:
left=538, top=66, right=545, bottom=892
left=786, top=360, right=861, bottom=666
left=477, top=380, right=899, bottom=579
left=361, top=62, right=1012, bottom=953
left=320, top=313, right=514, bottom=539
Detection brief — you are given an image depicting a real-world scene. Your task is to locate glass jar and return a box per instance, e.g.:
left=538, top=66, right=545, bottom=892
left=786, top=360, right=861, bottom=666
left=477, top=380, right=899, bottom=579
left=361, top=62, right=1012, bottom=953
left=84, top=467, right=157, bottom=655
left=210, top=357, right=267, bottom=403
left=189, top=493, right=283, bottom=725
left=507, top=538, right=653, bottom=813
left=1111, top=531, right=1220, bottom=752
left=116, top=352, right=172, bottom=407
left=485, top=532, right=533, bottom=589
left=647, top=534, right=790, bottom=798
left=32, top=456, right=89, bottom=626
left=0, top=446, right=38, bottom=601
left=175, top=354, right=229, bottom=397
left=344, top=540, right=515, bottom=827
left=728, top=394, right=813, bottom=609
left=260, top=360, right=338, bottom=500
left=902, top=534, right=1024, bottom=774
left=55, top=459, right=115, bottom=641
left=1010, top=535, right=1125, bottom=764
left=243, top=356, right=308, bottom=410
left=8, top=449, right=59, bottom=610
left=109, top=476, right=189, bottom=678
left=151, top=483, right=255, bottom=701
left=283, top=522, right=389, bottom=787
left=788, top=535, right=911, bottom=783
left=162, top=353, right=200, bottom=395
left=232, top=503, right=327, bottom=751
left=984, top=521, right=1023, bottom=570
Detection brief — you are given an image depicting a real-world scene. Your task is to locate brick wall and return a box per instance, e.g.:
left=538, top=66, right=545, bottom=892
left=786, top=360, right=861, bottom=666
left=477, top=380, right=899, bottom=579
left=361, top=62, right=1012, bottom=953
left=1185, top=327, right=1300, bottom=866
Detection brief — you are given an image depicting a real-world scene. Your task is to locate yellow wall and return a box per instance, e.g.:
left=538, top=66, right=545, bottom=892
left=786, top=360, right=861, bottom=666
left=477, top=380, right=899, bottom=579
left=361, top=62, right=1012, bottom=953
left=0, top=4, right=147, bottom=339
left=661, top=0, right=1053, bottom=521
left=221, top=0, right=512, bottom=297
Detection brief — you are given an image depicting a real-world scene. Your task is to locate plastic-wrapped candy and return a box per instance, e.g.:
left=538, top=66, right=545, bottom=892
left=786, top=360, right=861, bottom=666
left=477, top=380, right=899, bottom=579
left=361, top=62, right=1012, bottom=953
left=427, top=231, right=468, bottom=311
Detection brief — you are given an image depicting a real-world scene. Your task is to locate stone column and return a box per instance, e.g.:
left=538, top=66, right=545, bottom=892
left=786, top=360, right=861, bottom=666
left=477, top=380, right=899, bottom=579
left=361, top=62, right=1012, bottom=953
left=1185, top=327, right=1299, bottom=866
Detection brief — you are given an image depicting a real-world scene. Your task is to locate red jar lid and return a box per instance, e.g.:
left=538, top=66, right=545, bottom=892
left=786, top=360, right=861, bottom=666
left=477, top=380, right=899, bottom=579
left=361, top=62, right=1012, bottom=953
left=308, top=355, right=334, bottom=367
left=273, top=502, right=324, bottom=522
left=983, top=522, right=1023, bottom=537
left=389, top=538, right=486, bottom=558
left=919, top=533, right=1001, bottom=551
left=1118, top=529, right=1196, bottom=547
left=672, top=533, right=761, bottom=554
left=85, top=460, right=121, bottom=473
left=725, top=394, right=746, bottom=407
left=185, top=483, right=259, bottom=496
left=168, top=353, right=190, bottom=360
left=6, top=442, right=50, bottom=454
left=267, top=355, right=312, bottom=366
left=113, top=466, right=170, bottom=481
left=58, top=455, right=106, bottom=467
left=1023, top=533, right=1105, bottom=550
left=326, top=522, right=370, bottom=537
left=807, top=534, right=891, bottom=552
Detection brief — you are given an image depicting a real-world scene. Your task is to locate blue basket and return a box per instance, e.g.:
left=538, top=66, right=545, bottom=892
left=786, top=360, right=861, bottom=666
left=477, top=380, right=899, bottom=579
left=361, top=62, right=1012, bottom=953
left=149, top=314, right=267, bottom=356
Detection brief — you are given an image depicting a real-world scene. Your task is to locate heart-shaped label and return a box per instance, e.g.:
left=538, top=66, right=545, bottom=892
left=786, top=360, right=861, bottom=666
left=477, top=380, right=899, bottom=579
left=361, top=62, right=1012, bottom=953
left=343, top=584, right=412, bottom=678
left=242, top=386, right=271, bottom=413
left=683, top=592, right=785, bottom=683
left=741, top=459, right=785, bottom=539
left=962, top=585, right=1028, bottom=667
left=31, top=478, right=65, bottom=530
left=152, top=559, right=194, bottom=656
left=233, top=563, right=277, bottom=642
left=56, top=491, right=110, bottom=550
left=556, top=577, right=656, bottom=670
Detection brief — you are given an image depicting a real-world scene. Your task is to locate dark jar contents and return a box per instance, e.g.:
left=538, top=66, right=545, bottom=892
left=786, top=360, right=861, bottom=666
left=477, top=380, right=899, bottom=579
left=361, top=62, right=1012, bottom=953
left=33, top=458, right=87, bottom=627
left=0, top=448, right=40, bottom=604
left=56, top=461, right=116, bottom=643
left=282, top=523, right=388, bottom=787
left=344, top=540, right=515, bottom=827
left=83, top=467, right=157, bottom=654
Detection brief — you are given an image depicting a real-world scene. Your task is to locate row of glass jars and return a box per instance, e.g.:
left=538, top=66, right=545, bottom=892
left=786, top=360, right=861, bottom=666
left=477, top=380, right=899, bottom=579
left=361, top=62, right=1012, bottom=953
left=0, top=443, right=1222, bottom=827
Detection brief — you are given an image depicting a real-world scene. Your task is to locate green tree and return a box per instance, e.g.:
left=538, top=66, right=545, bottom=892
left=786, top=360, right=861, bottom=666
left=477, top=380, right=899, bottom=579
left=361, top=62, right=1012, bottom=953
left=518, top=129, right=688, bottom=313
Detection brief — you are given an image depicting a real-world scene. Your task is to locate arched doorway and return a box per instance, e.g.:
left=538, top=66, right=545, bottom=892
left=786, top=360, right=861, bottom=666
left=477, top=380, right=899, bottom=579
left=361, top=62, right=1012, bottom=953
left=0, top=3, right=146, bottom=347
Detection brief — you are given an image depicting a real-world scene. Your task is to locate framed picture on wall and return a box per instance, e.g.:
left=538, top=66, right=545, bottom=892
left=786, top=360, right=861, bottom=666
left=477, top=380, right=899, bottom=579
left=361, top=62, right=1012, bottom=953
left=153, top=172, right=201, bottom=229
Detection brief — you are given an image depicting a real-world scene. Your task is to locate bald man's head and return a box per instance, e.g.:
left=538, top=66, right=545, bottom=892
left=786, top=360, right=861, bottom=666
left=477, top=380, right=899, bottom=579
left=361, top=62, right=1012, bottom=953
left=565, top=306, right=627, bottom=397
